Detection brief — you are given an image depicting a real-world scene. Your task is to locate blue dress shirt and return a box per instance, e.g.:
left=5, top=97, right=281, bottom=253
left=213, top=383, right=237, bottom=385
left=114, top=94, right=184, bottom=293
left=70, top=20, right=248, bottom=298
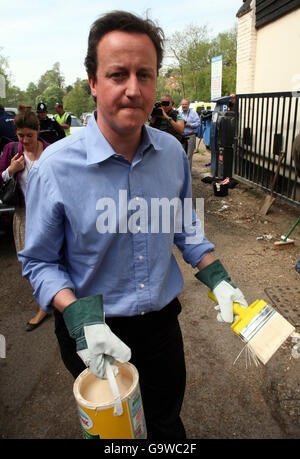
left=19, top=112, right=214, bottom=317
left=178, top=108, right=200, bottom=135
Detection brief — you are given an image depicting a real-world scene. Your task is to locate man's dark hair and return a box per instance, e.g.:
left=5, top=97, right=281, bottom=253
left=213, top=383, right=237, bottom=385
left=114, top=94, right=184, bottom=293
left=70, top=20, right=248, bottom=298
left=85, top=10, right=165, bottom=81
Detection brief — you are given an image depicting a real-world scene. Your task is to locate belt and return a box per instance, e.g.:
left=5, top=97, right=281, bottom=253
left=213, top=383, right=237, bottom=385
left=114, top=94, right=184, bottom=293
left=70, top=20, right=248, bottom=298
left=185, top=133, right=196, bottom=136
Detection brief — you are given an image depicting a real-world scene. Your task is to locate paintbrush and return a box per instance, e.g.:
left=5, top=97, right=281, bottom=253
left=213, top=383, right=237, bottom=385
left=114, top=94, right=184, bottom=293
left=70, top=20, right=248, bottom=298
left=208, top=291, right=295, bottom=365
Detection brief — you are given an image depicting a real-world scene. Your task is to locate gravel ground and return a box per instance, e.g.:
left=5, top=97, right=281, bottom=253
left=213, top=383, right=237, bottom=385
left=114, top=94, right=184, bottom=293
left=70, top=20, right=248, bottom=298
left=0, top=144, right=299, bottom=439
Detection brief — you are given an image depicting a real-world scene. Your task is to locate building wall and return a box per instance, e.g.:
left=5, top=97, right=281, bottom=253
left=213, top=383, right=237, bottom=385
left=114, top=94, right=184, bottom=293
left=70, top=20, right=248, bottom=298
left=236, top=1, right=257, bottom=94
left=254, top=8, right=300, bottom=92
left=236, top=3, right=300, bottom=94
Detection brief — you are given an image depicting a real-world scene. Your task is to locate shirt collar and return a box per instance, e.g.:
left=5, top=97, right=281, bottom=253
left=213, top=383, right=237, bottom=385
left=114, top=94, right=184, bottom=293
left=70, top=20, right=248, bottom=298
left=85, top=111, right=163, bottom=165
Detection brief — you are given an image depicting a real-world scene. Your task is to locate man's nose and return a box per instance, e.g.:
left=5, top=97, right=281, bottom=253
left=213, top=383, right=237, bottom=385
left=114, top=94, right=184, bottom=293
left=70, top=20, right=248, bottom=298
left=125, top=74, right=141, bottom=97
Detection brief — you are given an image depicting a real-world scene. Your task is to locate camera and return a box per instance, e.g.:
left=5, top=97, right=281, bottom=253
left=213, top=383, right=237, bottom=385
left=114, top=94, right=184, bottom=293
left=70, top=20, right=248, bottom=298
left=151, top=101, right=170, bottom=117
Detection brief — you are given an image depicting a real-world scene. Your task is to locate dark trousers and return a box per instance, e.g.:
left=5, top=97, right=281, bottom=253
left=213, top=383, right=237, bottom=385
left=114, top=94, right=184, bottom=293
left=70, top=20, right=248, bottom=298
left=54, top=298, right=186, bottom=440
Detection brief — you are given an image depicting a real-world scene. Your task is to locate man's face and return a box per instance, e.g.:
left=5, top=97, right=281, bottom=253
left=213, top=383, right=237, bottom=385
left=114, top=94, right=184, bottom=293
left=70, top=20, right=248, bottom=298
left=55, top=105, right=62, bottom=115
left=160, top=96, right=172, bottom=113
left=89, top=31, right=157, bottom=138
left=181, top=100, right=189, bottom=111
left=38, top=111, right=47, bottom=120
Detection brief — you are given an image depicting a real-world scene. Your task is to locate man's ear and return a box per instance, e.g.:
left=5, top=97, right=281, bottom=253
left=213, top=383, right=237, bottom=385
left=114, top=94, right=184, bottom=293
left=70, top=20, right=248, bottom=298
left=88, top=75, right=97, bottom=98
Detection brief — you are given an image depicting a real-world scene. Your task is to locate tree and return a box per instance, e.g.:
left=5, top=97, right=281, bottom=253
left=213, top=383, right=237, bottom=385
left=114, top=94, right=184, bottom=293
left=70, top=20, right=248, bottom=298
left=25, top=82, right=39, bottom=107
left=36, top=84, right=65, bottom=113
left=0, top=49, right=27, bottom=107
left=5, top=85, right=26, bottom=108
left=37, top=62, right=65, bottom=94
left=166, top=25, right=211, bottom=100
left=0, top=48, right=12, bottom=103
left=63, top=79, right=95, bottom=117
left=164, top=24, right=237, bottom=101
left=209, top=26, right=237, bottom=96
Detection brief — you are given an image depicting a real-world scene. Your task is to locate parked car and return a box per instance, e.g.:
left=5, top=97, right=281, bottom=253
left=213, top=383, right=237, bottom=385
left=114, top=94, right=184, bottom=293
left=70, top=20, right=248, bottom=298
left=5, top=107, right=18, bottom=117
left=70, top=115, right=84, bottom=134
left=82, top=113, right=92, bottom=126
left=47, top=113, right=84, bottom=134
left=80, top=112, right=89, bottom=122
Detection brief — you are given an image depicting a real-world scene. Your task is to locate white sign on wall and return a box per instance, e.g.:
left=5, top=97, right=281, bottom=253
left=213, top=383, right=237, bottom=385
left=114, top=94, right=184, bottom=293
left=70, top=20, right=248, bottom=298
left=0, top=75, right=6, bottom=99
left=211, top=55, right=223, bottom=100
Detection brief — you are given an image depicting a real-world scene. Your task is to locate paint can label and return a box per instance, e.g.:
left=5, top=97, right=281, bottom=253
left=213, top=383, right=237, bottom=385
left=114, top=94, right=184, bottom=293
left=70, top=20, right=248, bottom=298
left=128, top=385, right=147, bottom=439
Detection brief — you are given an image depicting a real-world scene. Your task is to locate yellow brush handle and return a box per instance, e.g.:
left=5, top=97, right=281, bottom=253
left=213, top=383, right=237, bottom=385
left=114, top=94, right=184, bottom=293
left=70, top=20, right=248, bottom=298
left=208, top=290, right=266, bottom=335
left=208, top=290, right=245, bottom=317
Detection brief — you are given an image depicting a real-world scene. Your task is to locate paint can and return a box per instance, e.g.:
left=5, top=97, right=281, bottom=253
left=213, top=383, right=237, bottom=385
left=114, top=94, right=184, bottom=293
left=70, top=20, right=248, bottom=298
left=213, top=179, right=229, bottom=197
left=73, top=361, right=147, bottom=439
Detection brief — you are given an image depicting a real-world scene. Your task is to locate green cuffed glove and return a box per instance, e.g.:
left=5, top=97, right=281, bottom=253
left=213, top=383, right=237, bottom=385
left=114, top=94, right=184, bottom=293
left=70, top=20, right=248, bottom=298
left=195, top=259, right=248, bottom=323
left=63, top=295, right=131, bottom=378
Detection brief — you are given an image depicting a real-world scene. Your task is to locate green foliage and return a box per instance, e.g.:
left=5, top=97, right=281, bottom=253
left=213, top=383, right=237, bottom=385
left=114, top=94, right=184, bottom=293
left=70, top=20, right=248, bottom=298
left=24, top=82, right=39, bottom=107
left=36, top=84, right=65, bottom=113
left=0, top=25, right=237, bottom=113
left=63, top=80, right=95, bottom=117
left=0, top=48, right=13, bottom=104
left=164, top=25, right=237, bottom=104
left=37, top=62, right=65, bottom=94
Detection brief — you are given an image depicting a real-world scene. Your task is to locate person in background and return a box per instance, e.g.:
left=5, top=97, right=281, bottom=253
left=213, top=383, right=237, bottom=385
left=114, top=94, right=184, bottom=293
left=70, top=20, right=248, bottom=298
left=0, top=110, right=50, bottom=331
left=178, top=99, right=200, bottom=171
left=36, top=102, right=65, bottom=144
left=149, top=94, right=184, bottom=142
left=54, top=103, right=71, bottom=136
left=0, top=104, right=18, bottom=151
left=19, top=10, right=247, bottom=438
left=18, top=104, right=32, bottom=114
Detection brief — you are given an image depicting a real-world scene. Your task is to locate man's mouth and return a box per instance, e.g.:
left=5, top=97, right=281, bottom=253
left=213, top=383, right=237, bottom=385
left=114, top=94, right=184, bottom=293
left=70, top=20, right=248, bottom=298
left=121, top=105, right=142, bottom=110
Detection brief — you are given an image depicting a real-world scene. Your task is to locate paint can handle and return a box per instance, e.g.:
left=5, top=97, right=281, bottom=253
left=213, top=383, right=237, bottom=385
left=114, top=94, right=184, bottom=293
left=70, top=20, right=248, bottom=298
left=105, top=360, right=123, bottom=416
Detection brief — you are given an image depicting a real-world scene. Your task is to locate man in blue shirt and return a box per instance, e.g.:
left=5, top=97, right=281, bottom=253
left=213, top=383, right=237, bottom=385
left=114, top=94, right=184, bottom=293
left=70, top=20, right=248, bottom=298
left=179, top=99, right=201, bottom=171
left=19, top=11, right=247, bottom=439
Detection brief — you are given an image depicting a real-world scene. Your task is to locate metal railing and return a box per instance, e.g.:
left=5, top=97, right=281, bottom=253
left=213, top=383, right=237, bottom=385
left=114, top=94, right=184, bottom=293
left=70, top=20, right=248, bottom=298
left=234, top=91, right=300, bottom=207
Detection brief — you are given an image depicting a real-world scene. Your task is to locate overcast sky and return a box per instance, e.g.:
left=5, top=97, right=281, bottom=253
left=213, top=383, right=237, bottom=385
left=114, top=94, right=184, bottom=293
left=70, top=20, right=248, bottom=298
left=1, top=0, right=242, bottom=90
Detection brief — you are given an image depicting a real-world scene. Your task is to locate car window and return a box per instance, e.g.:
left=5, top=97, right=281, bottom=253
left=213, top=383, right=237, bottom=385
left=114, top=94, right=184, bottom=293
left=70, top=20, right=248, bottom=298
left=71, top=117, right=83, bottom=127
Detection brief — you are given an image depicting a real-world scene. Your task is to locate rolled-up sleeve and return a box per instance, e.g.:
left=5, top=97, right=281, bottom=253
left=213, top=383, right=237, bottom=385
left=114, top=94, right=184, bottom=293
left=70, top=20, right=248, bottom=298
left=18, top=166, right=75, bottom=312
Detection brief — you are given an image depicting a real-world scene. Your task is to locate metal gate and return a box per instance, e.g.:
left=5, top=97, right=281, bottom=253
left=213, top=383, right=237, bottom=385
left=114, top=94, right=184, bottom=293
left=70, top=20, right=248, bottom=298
left=233, top=91, right=300, bottom=208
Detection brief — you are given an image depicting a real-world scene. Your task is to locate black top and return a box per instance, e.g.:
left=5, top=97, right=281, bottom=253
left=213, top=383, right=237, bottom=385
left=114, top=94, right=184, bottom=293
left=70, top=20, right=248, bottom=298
left=38, top=117, right=66, bottom=144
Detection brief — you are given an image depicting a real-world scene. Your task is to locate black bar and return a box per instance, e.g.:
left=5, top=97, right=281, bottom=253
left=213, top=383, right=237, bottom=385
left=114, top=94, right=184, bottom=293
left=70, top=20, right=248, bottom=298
left=266, top=97, right=275, bottom=189
left=235, top=91, right=300, bottom=205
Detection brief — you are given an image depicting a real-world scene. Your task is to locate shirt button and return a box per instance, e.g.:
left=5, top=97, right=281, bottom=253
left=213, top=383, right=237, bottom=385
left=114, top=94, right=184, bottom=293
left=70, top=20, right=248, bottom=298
left=139, top=255, right=143, bottom=260
left=140, top=283, right=144, bottom=288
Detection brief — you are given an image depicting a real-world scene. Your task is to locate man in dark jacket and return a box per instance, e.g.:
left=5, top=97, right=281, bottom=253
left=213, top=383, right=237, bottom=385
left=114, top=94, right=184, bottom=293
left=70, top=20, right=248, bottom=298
left=0, top=104, right=18, bottom=152
left=36, top=102, right=65, bottom=144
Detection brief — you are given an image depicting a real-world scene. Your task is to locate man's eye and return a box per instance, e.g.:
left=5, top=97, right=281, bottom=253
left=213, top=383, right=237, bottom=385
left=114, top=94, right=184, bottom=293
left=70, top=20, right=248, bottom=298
left=139, top=73, right=150, bottom=80
left=111, top=73, right=125, bottom=80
